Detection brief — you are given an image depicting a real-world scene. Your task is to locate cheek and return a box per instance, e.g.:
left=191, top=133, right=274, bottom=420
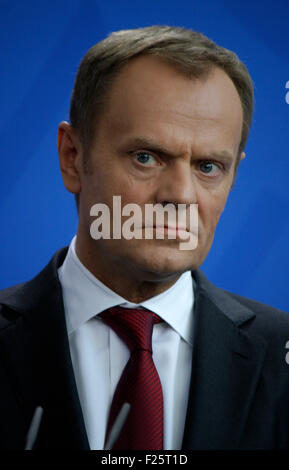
left=199, top=190, right=228, bottom=231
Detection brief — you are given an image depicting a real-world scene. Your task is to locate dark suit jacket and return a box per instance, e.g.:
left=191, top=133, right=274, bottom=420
left=0, top=247, right=289, bottom=450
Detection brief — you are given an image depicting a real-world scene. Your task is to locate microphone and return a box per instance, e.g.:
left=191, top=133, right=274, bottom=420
left=104, top=402, right=131, bottom=450
left=24, top=402, right=130, bottom=450
left=24, top=406, right=43, bottom=450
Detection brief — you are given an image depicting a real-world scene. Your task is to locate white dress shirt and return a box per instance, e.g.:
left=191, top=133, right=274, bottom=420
left=58, top=236, right=194, bottom=450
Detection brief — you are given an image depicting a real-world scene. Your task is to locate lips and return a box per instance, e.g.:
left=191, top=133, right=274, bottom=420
left=134, top=224, right=198, bottom=237
left=148, top=225, right=195, bottom=239
left=153, top=225, right=197, bottom=235
left=160, top=225, right=187, bottom=230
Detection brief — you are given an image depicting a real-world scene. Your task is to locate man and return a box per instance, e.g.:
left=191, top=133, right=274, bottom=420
left=0, top=26, right=288, bottom=450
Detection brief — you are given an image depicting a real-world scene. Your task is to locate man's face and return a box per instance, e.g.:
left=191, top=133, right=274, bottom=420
left=74, top=55, right=244, bottom=283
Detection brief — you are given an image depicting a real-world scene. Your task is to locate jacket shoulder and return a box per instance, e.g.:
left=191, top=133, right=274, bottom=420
left=226, top=290, right=288, bottom=322
left=0, top=247, right=68, bottom=329
left=193, top=269, right=289, bottom=340
left=219, top=289, right=289, bottom=345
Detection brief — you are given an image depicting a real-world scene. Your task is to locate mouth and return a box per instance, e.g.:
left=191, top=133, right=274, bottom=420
left=143, top=225, right=197, bottom=239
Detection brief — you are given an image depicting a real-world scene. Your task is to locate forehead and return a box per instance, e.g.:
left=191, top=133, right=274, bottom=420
left=98, top=55, right=243, bottom=155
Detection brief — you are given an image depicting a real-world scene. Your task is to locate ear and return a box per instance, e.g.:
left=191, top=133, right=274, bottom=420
left=57, top=121, right=82, bottom=194
left=230, top=151, right=246, bottom=191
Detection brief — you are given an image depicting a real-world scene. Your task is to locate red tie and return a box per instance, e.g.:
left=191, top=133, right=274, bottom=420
left=100, top=306, right=163, bottom=450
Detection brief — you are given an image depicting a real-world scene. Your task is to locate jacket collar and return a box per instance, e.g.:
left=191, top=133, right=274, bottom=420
left=0, top=247, right=256, bottom=327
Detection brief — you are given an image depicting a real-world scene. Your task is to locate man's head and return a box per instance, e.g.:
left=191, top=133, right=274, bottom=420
left=57, top=26, right=254, bottom=297
left=70, top=26, right=253, bottom=181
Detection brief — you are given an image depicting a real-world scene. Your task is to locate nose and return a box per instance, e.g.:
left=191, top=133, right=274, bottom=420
left=156, top=161, right=197, bottom=206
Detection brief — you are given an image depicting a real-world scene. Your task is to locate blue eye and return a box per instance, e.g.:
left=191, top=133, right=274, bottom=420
left=199, top=162, right=220, bottom=175
left=135, top=152, right=157, bottom=165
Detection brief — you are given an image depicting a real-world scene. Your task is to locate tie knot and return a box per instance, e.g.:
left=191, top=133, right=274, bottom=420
left=100, top=306, right=161, bottom=352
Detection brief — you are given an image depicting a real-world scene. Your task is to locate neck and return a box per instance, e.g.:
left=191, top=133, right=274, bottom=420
left=74, top=234, right=182, bottom=303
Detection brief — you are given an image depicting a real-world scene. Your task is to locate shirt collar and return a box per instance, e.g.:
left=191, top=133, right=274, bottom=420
left=58, top=236, right=194, bottom=345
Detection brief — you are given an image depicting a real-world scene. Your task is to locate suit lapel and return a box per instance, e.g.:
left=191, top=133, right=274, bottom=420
left=0, top=248, right=90, bottom=449
left=182, top=270, right=268, bottom=449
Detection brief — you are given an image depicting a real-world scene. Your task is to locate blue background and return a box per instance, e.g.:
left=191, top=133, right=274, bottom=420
left=1, top=0, right=288, bottom=311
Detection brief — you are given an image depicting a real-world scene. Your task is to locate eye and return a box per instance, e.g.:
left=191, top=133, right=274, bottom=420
left=199, top=161, right=220, bottom=176
left=134, top=152, right=158, bottom=166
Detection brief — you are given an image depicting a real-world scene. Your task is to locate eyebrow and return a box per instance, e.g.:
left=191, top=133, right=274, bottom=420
left=121, top=136, right=235, bottom=164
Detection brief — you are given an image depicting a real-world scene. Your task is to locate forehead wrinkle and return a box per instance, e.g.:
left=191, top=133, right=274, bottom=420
left=107, top=98, right=223, bottom=124
left=105, top=66, right=242, bottom=127
left=103, top=106, right=223, bottom=144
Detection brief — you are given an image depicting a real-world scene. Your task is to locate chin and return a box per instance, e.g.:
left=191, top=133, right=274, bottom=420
left=126, top=244, right=202, bottom=279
